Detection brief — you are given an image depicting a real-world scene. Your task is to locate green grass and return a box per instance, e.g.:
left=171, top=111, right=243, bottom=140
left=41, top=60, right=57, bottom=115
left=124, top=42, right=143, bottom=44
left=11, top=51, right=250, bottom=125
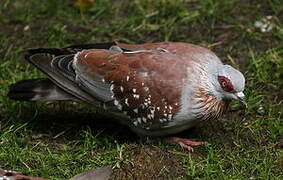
left=0, top=0, right=282, bottom=179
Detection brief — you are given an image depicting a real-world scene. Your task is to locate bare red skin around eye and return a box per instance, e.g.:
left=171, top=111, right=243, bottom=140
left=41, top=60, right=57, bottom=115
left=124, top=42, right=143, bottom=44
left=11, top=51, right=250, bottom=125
left=218, top=76, right=234, bottom=92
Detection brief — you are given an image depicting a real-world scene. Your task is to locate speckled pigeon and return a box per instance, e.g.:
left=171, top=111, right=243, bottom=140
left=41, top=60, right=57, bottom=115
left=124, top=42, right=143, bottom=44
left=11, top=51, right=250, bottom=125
left=0, top=166, right=112, bottom=180
left=8, top=42, right=246, bottom=150
left=0, top=168, right=46, bottom=180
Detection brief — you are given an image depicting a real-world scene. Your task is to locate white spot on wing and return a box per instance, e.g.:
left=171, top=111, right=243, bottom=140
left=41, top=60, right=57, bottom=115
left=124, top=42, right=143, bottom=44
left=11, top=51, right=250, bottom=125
left=142, top=117, right=147, bottom=123
left=110, top=84, right=114, bottom=91
left=133, top=94, right=140, bottom=99
left=144, top=87, right=149, bottom=91
left=125, top=98, right=129, bottom=106
left=150, top=108, right=155, bottom=115
left=133, top=121, right=138, bottom=126
left=117, top=104, right=122, bottom=110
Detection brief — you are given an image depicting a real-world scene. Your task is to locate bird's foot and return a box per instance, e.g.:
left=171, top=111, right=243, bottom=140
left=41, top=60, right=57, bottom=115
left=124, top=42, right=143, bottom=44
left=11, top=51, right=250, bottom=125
left=167, top=137, right=206, bottom=152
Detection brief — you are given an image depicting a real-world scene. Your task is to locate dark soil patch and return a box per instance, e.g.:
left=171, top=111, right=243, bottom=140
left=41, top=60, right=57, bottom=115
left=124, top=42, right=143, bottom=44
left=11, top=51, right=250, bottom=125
left=111, top=145, right=185, bottom=180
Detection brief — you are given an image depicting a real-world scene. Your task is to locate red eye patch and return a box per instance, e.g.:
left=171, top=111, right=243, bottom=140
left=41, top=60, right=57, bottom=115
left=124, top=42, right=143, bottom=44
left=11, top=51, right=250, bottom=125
left=218, top=76, right=234, bottom=92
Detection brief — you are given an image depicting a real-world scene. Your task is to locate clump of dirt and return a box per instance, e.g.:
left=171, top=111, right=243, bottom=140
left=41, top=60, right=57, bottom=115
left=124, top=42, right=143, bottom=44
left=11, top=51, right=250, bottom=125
left=111, top=145, right=185, bottom=180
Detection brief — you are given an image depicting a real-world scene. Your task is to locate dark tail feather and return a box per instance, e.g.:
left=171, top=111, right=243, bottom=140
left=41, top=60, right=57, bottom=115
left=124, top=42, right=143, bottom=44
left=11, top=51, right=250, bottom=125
left=8, top=78, right=75, bottom=101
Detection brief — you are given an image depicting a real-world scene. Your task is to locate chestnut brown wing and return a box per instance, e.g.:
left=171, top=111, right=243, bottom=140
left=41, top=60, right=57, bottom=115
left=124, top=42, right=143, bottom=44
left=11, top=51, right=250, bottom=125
left=73, top=46, right=186, bottom=123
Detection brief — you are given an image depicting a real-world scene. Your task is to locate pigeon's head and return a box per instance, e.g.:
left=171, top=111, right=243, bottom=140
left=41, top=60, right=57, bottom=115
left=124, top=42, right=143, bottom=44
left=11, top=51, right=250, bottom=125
left=211, top=65, right=246, bottom=107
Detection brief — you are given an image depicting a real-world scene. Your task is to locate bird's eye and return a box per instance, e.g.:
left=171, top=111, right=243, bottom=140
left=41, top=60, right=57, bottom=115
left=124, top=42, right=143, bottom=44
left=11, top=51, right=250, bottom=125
left=221, top=81, right=226, bottom=88
left=218, top=76, right=234, bottom=92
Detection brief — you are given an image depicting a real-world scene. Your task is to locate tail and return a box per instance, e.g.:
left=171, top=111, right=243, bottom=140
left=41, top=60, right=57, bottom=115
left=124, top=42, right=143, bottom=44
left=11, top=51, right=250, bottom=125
left=8, top=78, right=76, bottom=101
left=0, top=166, right=112, bottom=180
left=9, top=42, right=117, bottom=104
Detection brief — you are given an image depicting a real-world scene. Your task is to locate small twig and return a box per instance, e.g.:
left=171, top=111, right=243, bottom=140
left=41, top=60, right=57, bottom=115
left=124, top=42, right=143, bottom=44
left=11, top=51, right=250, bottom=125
left=215, top=24, right=244, bottom=29
left=22, top=161, right=31, bottom=171
left=207, top=41, right=222, bottom=48
left=227, top=54, right=237, bottom=67
left=145, top=11, right=159, bottom=18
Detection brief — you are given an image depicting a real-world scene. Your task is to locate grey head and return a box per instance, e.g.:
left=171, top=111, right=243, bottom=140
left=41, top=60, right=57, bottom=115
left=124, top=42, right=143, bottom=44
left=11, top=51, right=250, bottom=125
left=209, top=64, right=247, bottom=107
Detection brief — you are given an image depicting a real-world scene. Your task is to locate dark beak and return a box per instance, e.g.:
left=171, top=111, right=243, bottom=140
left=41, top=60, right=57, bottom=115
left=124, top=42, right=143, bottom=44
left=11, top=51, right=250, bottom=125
left=236, top=92, right=247, bottom=108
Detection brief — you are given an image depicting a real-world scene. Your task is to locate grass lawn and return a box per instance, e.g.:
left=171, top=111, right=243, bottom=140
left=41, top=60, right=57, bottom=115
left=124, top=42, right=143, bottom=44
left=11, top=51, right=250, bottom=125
left=0, top=0, right=282, bottom=179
